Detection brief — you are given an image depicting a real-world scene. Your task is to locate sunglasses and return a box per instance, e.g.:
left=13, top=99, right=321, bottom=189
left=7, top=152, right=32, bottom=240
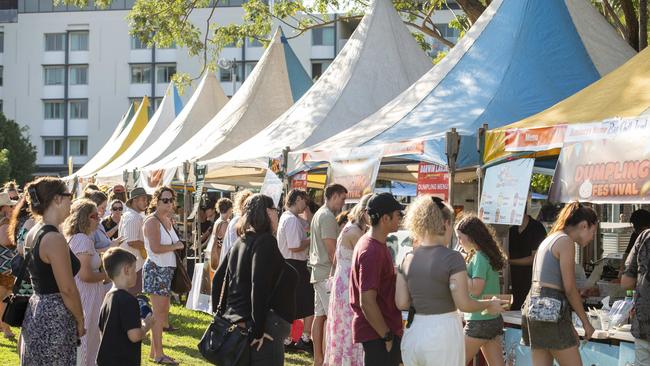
left=89, top=213, right=99, bottom=220
left=59, top=192, right=73, bottom=198
left=432, top=196, right=446, bottom=210
left=111, top=206, right=123, bottom=211
left=160, top=198, right=174, bottom=204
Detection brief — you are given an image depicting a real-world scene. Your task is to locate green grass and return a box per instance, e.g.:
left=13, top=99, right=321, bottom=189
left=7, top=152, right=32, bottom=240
left=0, top=305, right=313, bottom=365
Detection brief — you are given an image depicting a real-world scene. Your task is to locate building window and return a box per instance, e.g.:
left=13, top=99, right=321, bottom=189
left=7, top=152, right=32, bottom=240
left=70, top=31, right=89, bottom=51
left=311, top=60, right=332, bottom=80
left=156, top=64, right=176, bottom=84
left=130, top=36, right=148, bottom=49
left=69, top=65, right=88, bottom=85
left=0, top=66, right=3, bottom=87
left=44, top=101, right=64, bottom=119
left=130, top=64, right=152, bottom=84
left=154, top=97, right=163, bottom=110
left=0, top=100, right=3, bottom=113
left=69, top=137, right=88, bottom=156
left=44, top=138, right=63, bottom=156
left=44, top=66, right=65, bottom=85
left=312, top=27, right=335, bottom=46
left=45, top=33, right=65, bottom=51
left=0, top=33, right=4, bottom=53
left=244, top=62, right=257, bottom=78
left=69, top=100, right=88, bottom=119
left=157, top=41, right=176, bottom=49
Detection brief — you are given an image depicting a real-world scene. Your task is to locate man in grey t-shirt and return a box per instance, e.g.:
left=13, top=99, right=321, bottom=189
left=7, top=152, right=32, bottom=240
left=309, top=183, right=347, bottom=366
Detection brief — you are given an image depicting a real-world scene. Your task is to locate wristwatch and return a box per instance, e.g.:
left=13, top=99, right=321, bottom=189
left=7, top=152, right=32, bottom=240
left=381, top=331, right=394, bottom=343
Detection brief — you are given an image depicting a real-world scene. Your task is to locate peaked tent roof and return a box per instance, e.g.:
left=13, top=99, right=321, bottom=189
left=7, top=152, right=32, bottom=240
left=75, top=97, right=150, bottom=178
left=116, top=72, right=228, bottom=174
left=201, top=0, right=432, bottom=177
left=144, top=27, right=311, bottom=174
left=484, top=46, right=650, bottom=164
left=297, top=0, right=635, bottom=169
left=94, top=83, right=184, bottom=185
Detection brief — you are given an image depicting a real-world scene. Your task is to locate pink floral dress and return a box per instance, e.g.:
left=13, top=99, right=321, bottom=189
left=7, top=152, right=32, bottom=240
left=325, top=223, right=364, bottom=366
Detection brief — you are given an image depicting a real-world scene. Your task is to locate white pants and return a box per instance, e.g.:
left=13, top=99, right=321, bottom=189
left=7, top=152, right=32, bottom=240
left=401, top=311, right=465, bottom=366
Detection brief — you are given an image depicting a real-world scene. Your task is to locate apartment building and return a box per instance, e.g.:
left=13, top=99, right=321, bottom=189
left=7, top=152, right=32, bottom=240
left=1, top=0, right=459, bottom=174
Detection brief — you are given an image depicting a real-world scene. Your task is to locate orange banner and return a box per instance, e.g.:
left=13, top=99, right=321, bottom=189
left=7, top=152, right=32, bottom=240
left=416, top=163, right=448, bottom=200
left=504, top=126, right=567, bottom=152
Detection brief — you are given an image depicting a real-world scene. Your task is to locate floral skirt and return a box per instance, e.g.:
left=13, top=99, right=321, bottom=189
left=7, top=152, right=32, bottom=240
left=143, top=259, right=175, bottom=297
left=21, top=293, right=77, bottom=366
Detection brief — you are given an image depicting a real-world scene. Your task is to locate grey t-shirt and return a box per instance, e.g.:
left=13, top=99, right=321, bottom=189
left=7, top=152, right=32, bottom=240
left=405, top=245, right=466, bottom=315
left=309, top=206, right=339, bottom=283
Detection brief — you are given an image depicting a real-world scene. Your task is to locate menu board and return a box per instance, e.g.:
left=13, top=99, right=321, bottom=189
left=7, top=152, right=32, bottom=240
left=479, top=158, right=534, bottom=225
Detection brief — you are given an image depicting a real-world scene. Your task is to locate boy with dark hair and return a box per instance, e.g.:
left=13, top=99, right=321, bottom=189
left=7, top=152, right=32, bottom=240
left=97, top=247, right=154, bottom=366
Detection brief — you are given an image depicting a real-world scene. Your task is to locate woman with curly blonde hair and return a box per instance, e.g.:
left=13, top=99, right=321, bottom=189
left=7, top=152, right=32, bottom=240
left=64, top=198, right=109, bottom=366
left=455, top=214, right=508, bottom=366
left=395, top=196, right=506, bottom=366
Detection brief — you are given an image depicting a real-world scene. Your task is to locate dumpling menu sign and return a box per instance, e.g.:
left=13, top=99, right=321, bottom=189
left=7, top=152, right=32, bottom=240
left=416, top=163, right=449, bottom=200
left=479, top=158, right=534, bottom=226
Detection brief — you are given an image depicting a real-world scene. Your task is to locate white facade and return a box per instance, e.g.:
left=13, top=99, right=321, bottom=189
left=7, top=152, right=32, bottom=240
left=1, top=0, right=459, bottom=174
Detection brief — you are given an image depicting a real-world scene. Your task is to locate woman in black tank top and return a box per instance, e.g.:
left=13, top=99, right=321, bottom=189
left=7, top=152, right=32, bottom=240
left=12, top=177, right=86, bottom=365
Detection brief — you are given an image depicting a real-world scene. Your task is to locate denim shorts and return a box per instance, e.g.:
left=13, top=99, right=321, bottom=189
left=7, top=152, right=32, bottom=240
left=142, top=259, right=175, bottom=297
left=464, top=316, right=504, bottom=340
left=521, top=286, right=578, bottom=350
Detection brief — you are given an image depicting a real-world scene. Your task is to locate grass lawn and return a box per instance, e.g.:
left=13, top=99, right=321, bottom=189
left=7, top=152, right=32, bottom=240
left=0, top=305, right=313, bottom=365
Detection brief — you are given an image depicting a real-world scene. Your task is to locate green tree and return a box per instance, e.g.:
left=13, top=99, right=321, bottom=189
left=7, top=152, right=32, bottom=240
left=0, top=114, right=37, bottom=185
left=0, top=149, right=10, bottom=183
left=60, top=0, right=649, bottom=86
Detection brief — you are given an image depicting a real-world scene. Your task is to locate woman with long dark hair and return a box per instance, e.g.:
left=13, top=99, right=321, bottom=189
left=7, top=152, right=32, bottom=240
left=455, top=214, right=508, bottom=366
left=17, top=177, right=84, bottom=365
left=212, top=194, right=298, bottom=366
left=521, top=202, right=597, bottom=365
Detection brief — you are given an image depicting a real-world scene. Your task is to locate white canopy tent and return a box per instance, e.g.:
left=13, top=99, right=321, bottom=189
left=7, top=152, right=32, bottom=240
left=141, top=28, right=312, bottom=184
left=94, top=84, right=183, bottom=186
left=200, top=0, right=432, bottom=184
left=73, top=98, right=150, bottom=179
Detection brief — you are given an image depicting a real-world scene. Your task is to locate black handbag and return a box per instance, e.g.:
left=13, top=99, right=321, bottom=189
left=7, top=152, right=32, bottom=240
left=2, top=225, right=56, bottom=327
left=198, top=253, right=251, bottom=366
left=198, top=237, right=285, bottom=365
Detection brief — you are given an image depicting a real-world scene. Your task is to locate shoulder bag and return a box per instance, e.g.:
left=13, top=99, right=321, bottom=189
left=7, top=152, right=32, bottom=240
left=2, top=225, right=57, bottom=327
left=198, top=236, right=285, bottom=365
left=154, top=215, right=192, bottom=294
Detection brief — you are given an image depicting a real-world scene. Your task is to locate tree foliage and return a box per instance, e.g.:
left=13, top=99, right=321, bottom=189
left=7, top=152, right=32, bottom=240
left=59, top=0, right=648, bottom=87
left=0, top=114, right=37, bottom=185
left=530, top=173, right=552, bottom=195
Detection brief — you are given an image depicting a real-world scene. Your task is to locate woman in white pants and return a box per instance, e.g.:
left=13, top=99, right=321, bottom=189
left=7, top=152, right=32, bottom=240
left=395, top=196, right=506, bottom=366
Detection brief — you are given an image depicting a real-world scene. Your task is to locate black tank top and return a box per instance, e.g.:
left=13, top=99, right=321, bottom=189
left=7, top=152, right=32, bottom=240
left=28, top=225, right=81, bottom=294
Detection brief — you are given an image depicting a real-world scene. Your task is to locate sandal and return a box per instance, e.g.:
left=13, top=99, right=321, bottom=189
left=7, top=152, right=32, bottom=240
left=154, top=355, right=179, bottom=365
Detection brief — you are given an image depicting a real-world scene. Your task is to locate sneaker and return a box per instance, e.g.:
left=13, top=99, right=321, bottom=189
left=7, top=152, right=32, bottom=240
left=293, top=338, right=313, bottom=353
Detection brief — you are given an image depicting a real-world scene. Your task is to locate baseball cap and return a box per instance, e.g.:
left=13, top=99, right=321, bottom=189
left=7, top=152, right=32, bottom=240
left=112, top=184, right=126, bottom=194
left=0, top=192, right=18, bottom=207
left=367, top=193, right=403, bottom=219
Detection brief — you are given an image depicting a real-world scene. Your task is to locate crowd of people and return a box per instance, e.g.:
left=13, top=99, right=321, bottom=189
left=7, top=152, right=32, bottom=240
left=1, top=176, right=650, bottom=366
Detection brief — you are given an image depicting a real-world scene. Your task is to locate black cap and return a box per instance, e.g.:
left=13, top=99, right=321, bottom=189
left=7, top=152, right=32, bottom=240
left=367, top=193, right=403, bottom=219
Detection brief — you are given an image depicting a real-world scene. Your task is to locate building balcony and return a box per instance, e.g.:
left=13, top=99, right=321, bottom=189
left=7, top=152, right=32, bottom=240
left=41, top=119, right=64, bottom=136
left=43, top=85, right=65, bottom=99
left=68, top=118, right=88, bottom=135
left=129, top=83, right=151, bottom=98
left=69, top=51, right=89, bottom=64
left=311, top=45, right=335, bottom=60
left=43, top=51, right=65, bottom=65
left=156, top=48, right=177, bottom=63
left=69, top=84, right=89, bottom=99
left=129, top=49, right=153, bottom=64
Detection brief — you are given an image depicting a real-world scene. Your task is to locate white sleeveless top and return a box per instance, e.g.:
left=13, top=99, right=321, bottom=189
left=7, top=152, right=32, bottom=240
left=144, top=222, right=179, bottom=267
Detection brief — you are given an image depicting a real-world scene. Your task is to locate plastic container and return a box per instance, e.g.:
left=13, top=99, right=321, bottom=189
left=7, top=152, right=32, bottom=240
left=608, top=290, right=634, bottom=328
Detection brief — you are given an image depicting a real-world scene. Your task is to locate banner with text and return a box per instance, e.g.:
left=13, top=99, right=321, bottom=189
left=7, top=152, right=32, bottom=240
left=550, top=132, right=650, bottom=203
left=291, top=171, right=308, bottom=190
left=479, top=158, right=534, bottom=225
left=416, top=163, right=449, bottom=199
left=328, top=147, right=383, bottom=201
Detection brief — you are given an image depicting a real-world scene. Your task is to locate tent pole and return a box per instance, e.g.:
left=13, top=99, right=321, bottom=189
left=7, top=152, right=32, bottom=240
left=477, top=124, right=488, bottom=207
left=446, top=128, right=460, bottom=205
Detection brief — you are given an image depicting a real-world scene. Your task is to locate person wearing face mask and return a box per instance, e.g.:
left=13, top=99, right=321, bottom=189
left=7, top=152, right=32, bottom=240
left=211, top=194, right=298, bottom=366
left=521, top=202, right=598, bottom=365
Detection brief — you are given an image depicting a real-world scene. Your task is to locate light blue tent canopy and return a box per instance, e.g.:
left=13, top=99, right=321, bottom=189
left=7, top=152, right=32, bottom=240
left=296, top=0, right=635, bottom=171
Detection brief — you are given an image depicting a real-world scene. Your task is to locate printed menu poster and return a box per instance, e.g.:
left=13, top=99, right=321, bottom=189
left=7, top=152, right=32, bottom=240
left=416, top=163, right=449, bottom=199
left=479, top=158, right=534, bottom=225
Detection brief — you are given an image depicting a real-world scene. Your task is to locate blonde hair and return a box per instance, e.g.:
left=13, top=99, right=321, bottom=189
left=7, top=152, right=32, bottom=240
left=348, top=193, right=371, bottom=226
left=63, top=198, right=97, bottom=236
left=404, top=195, right=453, bottom=241
left=233, top=189, right=253, bottom=215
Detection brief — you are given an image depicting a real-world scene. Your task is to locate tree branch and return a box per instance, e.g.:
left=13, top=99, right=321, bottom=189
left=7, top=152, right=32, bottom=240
left=406, top=21, right=454, bottom=48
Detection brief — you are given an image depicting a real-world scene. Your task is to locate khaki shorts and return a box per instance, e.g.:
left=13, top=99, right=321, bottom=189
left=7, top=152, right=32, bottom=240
left=313, top=280, right=331, bottom=317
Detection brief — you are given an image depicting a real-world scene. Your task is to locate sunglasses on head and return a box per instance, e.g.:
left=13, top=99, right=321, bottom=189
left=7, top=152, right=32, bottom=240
left=111, top=206, right=123, bottom=211
left=160, top=198, right=174, bottom=204
left=432, top=196, right=446, bottom=210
